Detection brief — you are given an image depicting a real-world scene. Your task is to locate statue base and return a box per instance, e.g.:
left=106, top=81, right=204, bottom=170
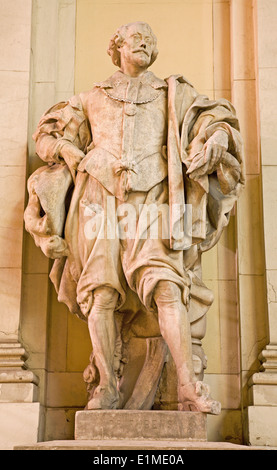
left=75, top=410, right=207, bottom=441
left=13, top=410, right=271, bottom=450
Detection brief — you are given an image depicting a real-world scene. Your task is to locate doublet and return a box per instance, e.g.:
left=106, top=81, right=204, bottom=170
left=78, top=70, right=169, bottom=200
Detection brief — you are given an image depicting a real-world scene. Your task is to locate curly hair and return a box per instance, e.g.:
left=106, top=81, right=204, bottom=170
left=107, top=22, right=159, bottom=67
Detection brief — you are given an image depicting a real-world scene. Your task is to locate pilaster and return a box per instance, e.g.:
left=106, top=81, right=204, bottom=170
left=0, top=0, right=42, bottom=450
left=230, top=0, right=268, bottom=410
left=245, top=0, right=277, bottom=447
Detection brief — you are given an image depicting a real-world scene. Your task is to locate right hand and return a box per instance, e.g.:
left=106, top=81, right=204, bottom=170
left=60, top=143, right=85, bottom=179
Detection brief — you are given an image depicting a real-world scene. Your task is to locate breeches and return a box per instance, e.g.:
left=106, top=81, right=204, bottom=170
left=65, top=172, right=190, bottom=316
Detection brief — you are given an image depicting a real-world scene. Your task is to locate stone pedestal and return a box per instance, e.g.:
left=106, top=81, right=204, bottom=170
left=14, top=410, right=273, bottom=450
left=14, top=410, right=210, bottom=450
left=75, top=410, right=207, bottom=442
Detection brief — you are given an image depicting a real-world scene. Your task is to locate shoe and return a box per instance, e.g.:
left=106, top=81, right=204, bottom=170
left=178, top=381, right=221, bottom=415
left=87, top=385, right=120, bottom=410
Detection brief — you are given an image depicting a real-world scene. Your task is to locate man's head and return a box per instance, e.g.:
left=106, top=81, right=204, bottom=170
left=107, top=22, right=158, bottom=70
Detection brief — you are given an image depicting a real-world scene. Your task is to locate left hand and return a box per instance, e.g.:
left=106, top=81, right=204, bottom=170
left=203, top=130, right=228, bottom=170
left=187, top=130, right=228, bottom=179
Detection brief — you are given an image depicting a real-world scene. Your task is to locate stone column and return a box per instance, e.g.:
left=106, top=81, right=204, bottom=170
left=246, top=0, right=277, bottom=447
left=20, top=0, right=77, bottom=443
left=230, top=0, right=268, bottom=434
left=0, top=0, right=42, bottom=450
left=0, top=0, right=77, bottom=450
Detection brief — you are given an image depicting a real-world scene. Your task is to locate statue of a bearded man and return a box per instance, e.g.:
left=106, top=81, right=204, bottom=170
left=25, top=22, right=244, bottom=414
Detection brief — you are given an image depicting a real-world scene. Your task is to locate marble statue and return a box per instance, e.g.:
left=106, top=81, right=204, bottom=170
left=24, top=22, right=244, bottom=414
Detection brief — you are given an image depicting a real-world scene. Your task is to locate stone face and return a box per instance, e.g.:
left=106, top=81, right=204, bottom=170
left=75, top=410, right=207, bottom=441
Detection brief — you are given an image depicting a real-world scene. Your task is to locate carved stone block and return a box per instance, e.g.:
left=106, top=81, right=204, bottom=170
left=74, top=410, right=207, bottom=441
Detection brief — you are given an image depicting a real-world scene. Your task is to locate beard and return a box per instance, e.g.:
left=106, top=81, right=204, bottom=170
left=134, top=54, right=149, bottom=67
left=121, top=48, right=151, bottom=69
left=132, top=50, right=151, bottom=67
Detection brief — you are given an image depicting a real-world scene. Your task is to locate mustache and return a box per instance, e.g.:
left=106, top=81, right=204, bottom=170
left=132, top=48, right=150, bottom=56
